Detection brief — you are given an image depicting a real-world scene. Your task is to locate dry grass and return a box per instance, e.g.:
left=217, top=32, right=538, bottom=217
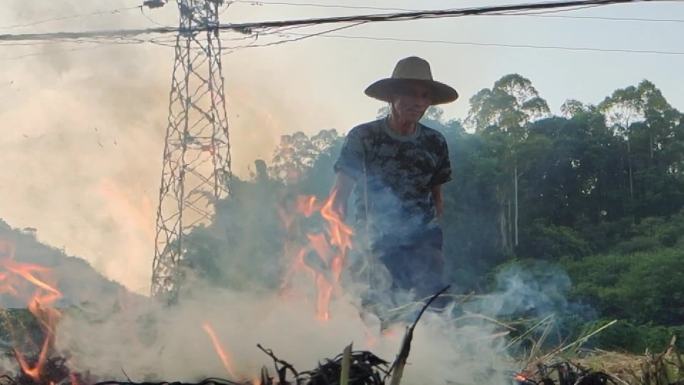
left=520, top=337, right=684, bottom=385
left=575, top=338, right=684, bottom=385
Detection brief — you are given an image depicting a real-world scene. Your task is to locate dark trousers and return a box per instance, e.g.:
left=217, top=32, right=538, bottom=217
left=372, top=227, right=445, bottom=300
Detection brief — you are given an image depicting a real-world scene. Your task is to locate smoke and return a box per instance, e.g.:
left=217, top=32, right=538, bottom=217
left=460, top=262, right=596, bottom=323
left=467, top=263, right=573, bottom=318
left=0, top=1, right=354, bottom=293
left=0, top=0, right=174, bottom=292
left=56, top=283, right=515, bottom=385
left=0, top=160, right=580, bottom=385
left=49, top=177, right=524, bottom=385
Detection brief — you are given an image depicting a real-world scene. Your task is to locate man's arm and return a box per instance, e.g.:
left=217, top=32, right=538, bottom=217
left=431, top=184, right=444, bottom=218
left=431, top=135, right=451, bottom=220
left=331, top=172, right=356, bottom=219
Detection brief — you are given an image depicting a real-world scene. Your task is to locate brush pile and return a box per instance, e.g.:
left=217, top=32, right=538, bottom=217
left=257, top=345, right=389, bottom=385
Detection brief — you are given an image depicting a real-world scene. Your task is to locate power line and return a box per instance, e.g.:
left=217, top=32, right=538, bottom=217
left=0, top=0, right=663, bottom=42
left=0, top=6, right=142, bottom=31
left=1, top=0, right=679, bottom=60
left=233, top=0, right=684, bottom=24
left=223, top=21, right=368, bottom=52
left=139, top=5, right=176, bottom=28
left=232, top=0, right=418, bottom=12
left=512, top=13, right=684, bottom=22
left=279, top=31, right=684, bottom=55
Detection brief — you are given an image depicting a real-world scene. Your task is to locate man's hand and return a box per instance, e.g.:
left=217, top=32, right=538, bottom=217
left=330, top=172, right=356, bottom=220
left=431, top=184, right=444, bottom=218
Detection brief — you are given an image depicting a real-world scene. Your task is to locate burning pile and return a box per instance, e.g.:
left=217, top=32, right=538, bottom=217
left=0, top=241, right=75, bottom=385
left=0, top=189, right=523, bottom=385
left=0, top=229, right=452, bottom=385
left=256, top=344, right=389, bottom=385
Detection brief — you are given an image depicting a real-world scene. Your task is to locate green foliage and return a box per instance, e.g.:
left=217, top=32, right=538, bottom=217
left=519, top=221, right=592, bottom=259
left=183, top=175, right=286, bottom=292
left=561, top=248, right=684, bottom=326
left=183, top=130, right=343, bottom=292
left=613, top=236, right=661, bottom=254
left=465, top=74, right=550, bottom=132
left=583, top=319, right=684, bottom=353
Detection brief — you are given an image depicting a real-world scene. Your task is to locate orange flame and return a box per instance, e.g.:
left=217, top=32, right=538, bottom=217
left=202, top=322, right=239, bottom=379
left=279, top=188, right=354, bottom=321
left=0, top=240, right=62, bottom=382
left=296, top=195, right=318, bottom=218
left=320, top=189, right=353, bottom=255
left=315, top=275, right=333, bottom=321
left=307, top=233, right=332, bottom=264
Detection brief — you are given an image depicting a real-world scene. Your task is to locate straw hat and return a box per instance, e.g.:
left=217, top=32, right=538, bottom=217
left=364, top=56, right=459, bottom=105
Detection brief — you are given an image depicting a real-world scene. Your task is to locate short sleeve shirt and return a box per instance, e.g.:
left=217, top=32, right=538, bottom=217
left=334, top=118, right=452, bottom=244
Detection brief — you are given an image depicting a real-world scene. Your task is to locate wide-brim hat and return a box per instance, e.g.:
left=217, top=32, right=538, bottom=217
left=365, top=56, right=459, bottom=105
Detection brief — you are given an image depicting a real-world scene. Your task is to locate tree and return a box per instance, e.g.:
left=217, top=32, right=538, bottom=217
left=465, top=74, right=550, bottom=132
left=599, top=84, right=643, bottom=208
left=560, top=99, right=588, bottom=118
left=599, top=81, right=684, bottom=220
left=270, top=129, right=340, bottom=184
left=466, top=74, right=550, bottom=252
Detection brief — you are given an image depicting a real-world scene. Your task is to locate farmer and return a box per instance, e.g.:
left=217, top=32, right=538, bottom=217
left=331, top=56, right=458, bottom=300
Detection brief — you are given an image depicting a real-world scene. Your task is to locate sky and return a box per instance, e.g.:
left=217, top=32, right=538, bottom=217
left=0, top=0, right=682, bottom=294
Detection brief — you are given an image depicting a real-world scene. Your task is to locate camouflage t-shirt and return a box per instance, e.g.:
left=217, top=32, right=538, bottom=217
left=334, top=118, right=452, bottom=246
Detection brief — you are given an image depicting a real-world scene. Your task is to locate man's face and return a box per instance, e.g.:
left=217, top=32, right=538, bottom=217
left=390, top=81, right=433, bottom=123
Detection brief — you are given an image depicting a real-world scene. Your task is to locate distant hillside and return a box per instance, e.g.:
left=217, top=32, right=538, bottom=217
left=0, top=218, right=145, bottom=309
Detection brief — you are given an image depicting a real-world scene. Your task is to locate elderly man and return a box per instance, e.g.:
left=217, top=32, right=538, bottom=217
left=331, top=56, right=458, bottom=299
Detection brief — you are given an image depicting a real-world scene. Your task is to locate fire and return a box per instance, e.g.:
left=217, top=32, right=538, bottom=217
left=279, top=188, right=354, bottom=321
left=0, top=240, right=62, bottom=382
left=514, top=373, right=535, bottom=385
left=319, top=189, right=353, bottom=255
left=297, top=195, right=318, bottom=218
left=307, top=233, right=333, bottom=263
left=202, top=322, right=239, bottom=379
left=315, top=275, right=334, bottom=321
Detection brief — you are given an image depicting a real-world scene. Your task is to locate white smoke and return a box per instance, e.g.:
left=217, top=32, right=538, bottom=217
left=56, top=284, right=516, bottom=385
left=465, top=263, right=573, bottom=317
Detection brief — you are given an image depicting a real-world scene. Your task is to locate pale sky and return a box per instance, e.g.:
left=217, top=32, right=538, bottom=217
left=1, top=0, right=682, bottom=293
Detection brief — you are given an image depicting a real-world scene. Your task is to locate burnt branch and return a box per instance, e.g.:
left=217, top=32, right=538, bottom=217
left=93, top=378, right=247, bottom=385
left=299, top=351, right=388, bottom=385
left=257, top=344, right=299, bottom=385
left=386, top=285, right=451, bottom=385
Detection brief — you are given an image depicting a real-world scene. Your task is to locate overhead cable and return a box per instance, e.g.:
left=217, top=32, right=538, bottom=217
left=0, top=6, right=141, bottom=31
left=278, top=31, right=684, bottom=55
left=231, top=0, right=684, bottom=23
left=0, top=0, right=663, bottom=42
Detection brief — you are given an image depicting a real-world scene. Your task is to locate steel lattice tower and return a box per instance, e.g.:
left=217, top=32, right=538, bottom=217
left=151, top=0, right=231, bottom=301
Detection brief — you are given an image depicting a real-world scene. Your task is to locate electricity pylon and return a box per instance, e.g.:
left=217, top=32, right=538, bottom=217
left=150, top=0, right=231, bottom=302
